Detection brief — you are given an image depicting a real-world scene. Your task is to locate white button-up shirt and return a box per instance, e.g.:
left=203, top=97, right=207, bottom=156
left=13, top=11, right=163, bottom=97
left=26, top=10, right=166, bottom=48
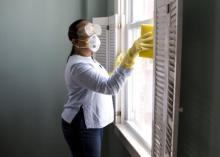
left=61, top=55, right=132, bottom=128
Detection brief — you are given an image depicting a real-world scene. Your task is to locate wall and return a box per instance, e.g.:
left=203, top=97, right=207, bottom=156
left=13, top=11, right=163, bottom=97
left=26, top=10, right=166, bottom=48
left=107, top=0, right=115, bottom=16
left=85, top=0, right=108, bottom=20
left=0, top=0, right=130, bottom=157
left=102, top=125, right=131, bottom=157
left=84, top=0, right=114, bottom=20
left=0, top=0, right=85, bottom=156
left=177, top=0, right=220, bottom=156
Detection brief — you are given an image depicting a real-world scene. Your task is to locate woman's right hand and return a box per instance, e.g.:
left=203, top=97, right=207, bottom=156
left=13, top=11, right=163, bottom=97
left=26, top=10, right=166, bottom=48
left=130, top=32, right=153, bottom=56
left=121, top=32, right=154, bottom=69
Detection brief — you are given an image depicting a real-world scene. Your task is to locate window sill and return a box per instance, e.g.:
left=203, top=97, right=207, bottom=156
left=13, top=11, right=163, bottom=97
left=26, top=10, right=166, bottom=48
left=114, top=123, right=151, bottom=157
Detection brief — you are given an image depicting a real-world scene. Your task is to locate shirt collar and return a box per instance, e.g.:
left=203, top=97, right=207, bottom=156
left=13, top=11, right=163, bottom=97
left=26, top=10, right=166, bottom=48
left=68, top=54, right=94, bottom=65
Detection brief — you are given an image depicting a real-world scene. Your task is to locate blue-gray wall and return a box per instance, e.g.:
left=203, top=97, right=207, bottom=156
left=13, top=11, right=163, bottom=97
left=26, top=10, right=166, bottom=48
left=0, top=0, right=83, bottom=156
left=177, top=0, right=220, bottom=156
left=84, top=0, right=115, bottom=20
left=107, top=0, right=115, bottom=16
left=85, top=0, right=107, bottom=20
left=0, top=0, right=130, bottom=156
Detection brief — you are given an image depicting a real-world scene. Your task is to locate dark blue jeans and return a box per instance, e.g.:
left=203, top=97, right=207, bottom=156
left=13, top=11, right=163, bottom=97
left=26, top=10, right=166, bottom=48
left=61, top=108, right=103, bottom=157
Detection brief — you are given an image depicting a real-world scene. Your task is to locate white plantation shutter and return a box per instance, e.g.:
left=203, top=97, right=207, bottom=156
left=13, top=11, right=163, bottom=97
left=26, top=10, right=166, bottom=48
left=92, top=17, right=109, bottom=70
left=93, top=15, right=119, bottom=72
left=152, top=0, right=182, bottom=156
left=108, top=15, right=119, bottom=72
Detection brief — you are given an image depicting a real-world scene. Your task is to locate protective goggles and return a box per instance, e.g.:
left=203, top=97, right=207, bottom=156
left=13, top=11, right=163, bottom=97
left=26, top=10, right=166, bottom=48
left=77, top=23, right=102, bottom=37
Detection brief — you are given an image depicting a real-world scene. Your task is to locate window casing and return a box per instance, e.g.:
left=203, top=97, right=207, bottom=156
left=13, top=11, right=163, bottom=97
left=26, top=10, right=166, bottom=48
left=121, top=0, right=155, bottom=148
left=117, top=0, right=183, bottom=156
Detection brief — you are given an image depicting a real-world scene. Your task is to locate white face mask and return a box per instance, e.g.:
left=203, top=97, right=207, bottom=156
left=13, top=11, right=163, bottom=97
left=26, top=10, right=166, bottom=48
left=73, top=34, right=101, bottom=52
left=87, top=34, right=101, bottom=52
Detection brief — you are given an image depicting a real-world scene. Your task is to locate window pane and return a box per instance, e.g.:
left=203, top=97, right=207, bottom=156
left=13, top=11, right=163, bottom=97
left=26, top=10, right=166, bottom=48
left=125, top=0, right=154, bottom=145
left=128, top=28, right=140, bottom=48
left=131, top=58, right=153, bottom=143
left=132, top=0, right=154, bottom=22
left=127, top=27, right=153, bottom=144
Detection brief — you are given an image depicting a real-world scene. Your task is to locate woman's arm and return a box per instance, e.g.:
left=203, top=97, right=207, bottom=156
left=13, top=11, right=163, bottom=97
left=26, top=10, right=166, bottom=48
left=71, top=63, right=132, bottom=95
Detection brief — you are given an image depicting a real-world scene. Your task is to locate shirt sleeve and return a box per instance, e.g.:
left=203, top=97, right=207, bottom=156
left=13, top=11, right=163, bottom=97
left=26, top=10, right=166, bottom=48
left=71, top=63, right=132, bottom=95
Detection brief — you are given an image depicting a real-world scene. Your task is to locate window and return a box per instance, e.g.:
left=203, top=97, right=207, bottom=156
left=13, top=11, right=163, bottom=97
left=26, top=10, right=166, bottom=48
left=123, top=0, right=154, bottom=148
left=93, top=0, right=183, bottom=156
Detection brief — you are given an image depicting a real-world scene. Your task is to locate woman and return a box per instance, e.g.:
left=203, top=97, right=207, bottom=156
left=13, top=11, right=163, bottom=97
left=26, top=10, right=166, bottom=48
left=61, top=19, right=153, bottom=157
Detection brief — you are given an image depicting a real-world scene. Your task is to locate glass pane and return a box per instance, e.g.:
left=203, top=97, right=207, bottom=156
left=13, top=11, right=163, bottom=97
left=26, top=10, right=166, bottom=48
left=128, top=28, right=140, bottom=48
left=132, top=58, right=153, bottom=144
left=132, top=0, right=154, bottom=22
left=126, top=0, right=154, bottom=145
left=127, top=27, right=153, bottom=145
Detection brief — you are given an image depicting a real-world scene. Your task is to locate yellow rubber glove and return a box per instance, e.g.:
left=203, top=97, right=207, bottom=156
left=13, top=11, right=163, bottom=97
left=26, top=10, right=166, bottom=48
left=109, top=52, right=125, bottom=76
left=121, top=32, right=153, bottom=69
left=114, top=52, right=126, bottom=68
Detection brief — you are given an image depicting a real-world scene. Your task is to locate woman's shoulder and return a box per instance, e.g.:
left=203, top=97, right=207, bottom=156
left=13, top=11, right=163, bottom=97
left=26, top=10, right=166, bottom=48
left=68, top=55, right=94, bottom=65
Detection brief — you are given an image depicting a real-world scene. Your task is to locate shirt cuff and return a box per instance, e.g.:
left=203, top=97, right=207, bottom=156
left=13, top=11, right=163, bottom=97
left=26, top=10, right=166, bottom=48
left=117, top=65, right=133, bottom=77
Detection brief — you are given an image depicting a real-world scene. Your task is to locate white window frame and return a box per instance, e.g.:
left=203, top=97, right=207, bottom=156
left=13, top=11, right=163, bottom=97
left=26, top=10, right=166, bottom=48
left=114, top=0, right=154, bottom=156
left=114, top=0, right=183, bottom=156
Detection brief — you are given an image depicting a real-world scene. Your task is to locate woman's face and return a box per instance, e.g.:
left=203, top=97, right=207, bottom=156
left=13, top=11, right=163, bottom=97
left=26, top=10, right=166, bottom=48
left=76, top=21, right=90, bottom=41
left=73, top=20, right=92, bottom=56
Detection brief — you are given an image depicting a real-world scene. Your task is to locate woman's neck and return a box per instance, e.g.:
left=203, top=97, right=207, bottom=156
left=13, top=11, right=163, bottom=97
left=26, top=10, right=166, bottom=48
left=76, top=48, right=92, bottom=57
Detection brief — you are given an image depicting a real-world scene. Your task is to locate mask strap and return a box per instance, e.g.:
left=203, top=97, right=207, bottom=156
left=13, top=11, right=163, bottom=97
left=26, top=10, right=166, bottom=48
left=72, top=39, right=89, bottom=49
left=72, top=38, right=89, bottom=42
